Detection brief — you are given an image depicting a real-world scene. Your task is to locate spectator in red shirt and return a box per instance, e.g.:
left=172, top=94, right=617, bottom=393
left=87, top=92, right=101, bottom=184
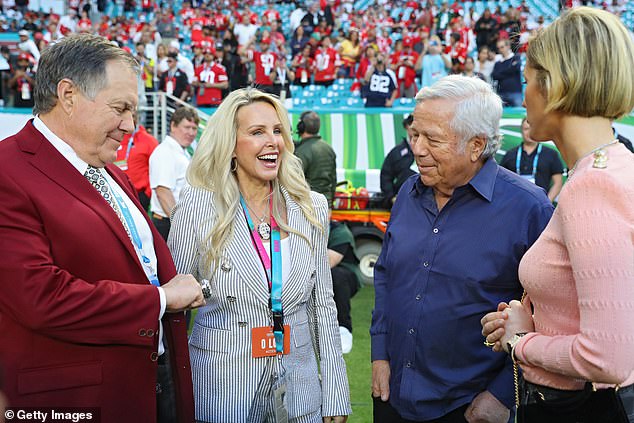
left=193, top=48, right=229, bottom=107
left=314, top=36, right=340, bottom=87
left=269, top=20, right=286, bottom=49
left=446, top=32, right=468, bottom=74
left=292, top=43, right=315, bottom=87
left=212, top=11, right=229, bottom=32
left=392, top=37, right=421, bottom=98
left=8, top=52, right=35, bottom=108
left=114, top=121, right=159, bottom=211
left=356, top=44, right=377, bottom=83
left=77, top=9, right=92, bottom=33
left=187, top=10, right=206, bottom=43
left=240, top=36, right=277, bottom=93
left=263, top=4, right=281, bottom=25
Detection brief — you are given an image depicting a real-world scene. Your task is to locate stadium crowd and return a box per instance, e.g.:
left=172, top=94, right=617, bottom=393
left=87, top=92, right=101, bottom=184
left=0, top=0, right=630, bottom=109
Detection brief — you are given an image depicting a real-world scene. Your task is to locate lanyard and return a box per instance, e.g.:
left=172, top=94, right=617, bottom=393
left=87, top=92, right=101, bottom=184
left=516, top=144, right=542, bottom=179
left=124, top=127, right=138, bottom=162
left=105, top=174, right=160, bottom=287
left=239, top=194, right=284, bottom=354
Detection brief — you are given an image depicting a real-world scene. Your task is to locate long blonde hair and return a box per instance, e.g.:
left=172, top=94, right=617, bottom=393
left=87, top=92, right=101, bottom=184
left=187, top=88, right=321, bottom=272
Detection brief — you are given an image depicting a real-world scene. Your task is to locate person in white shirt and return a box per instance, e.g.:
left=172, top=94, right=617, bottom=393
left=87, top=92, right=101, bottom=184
left=233, top=14, right=258, bottom=47
left=149, top=106, right=199, bottom=240
left=17, top=30, right=40, bottom=63
left=58, top=8, right=78, bottom=34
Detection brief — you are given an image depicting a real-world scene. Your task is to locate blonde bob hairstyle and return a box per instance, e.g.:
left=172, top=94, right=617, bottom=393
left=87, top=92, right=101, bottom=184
left=187, top=88, right=320, bottom=271
left=526, top=7, right=634, bottom=119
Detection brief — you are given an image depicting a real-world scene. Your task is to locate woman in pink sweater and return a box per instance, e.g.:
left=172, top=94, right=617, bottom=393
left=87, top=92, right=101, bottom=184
left=481, top=7, right=634, bottom=422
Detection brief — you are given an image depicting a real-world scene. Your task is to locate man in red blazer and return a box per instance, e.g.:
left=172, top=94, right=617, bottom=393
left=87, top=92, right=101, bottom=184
left=0, top=34, right=204, bottom=422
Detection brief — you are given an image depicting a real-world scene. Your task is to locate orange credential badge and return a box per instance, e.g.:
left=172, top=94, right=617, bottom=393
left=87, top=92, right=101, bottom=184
left=251, top=325, right=291, bottom=358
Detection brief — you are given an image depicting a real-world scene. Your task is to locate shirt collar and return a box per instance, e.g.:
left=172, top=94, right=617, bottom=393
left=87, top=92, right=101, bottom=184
left=466, top=156, right=497, bottom=202
left=410, top=156, right=497, bottom=202
left=33, top=116, right=89, bottom=175
left=164, top=135, right=191, bottom=157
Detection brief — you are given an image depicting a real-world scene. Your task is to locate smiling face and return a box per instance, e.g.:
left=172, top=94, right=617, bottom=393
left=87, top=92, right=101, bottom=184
left=70, top=60, right=137, bottom=167
left=410, top=98, right=483, bottom=195
left=233, top=101, right=286, bottom=190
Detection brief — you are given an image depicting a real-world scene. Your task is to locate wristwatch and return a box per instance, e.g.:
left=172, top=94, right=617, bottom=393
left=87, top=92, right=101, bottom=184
left=506, top=332, right=527, bottom=361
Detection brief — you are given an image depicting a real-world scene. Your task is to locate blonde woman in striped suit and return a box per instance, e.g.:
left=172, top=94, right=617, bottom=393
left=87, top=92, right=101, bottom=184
left=168, top=88, right=351, bottom=423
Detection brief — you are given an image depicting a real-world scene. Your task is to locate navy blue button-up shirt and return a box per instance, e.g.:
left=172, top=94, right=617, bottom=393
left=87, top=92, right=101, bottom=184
left=370, top=157, right=553, bottom=421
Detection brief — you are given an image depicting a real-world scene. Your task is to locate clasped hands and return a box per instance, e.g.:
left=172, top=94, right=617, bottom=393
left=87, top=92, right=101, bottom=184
left=162, top=274, right=206, bottom=313
left=481, top=300, right=534, bottom=353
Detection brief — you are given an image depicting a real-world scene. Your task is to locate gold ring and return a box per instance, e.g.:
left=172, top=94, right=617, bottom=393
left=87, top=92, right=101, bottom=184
left=483, top=340, right=495, bottom=348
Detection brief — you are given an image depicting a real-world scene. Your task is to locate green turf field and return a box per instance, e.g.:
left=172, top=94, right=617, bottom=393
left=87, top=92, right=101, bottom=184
left=344, top=284, right=375, bottom=422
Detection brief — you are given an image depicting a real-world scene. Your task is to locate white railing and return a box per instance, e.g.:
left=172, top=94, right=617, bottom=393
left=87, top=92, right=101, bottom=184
left=138, top=91, right=210, bottom=142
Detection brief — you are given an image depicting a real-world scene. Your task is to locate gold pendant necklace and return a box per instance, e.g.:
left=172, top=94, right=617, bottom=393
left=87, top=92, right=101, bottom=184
left=568, top=139, right=618, bottom=178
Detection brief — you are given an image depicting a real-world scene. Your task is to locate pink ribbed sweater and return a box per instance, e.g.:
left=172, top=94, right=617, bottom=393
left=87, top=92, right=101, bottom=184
left=515, top=142, right=634, bottom=390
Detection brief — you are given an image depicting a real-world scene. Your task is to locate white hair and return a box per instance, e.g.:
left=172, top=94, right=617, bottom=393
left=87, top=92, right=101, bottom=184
left=415, top=74, right=503, bottom=159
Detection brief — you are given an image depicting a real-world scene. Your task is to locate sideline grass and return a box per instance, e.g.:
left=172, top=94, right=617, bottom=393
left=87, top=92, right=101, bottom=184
left=343, top=284, right=375, bottom=422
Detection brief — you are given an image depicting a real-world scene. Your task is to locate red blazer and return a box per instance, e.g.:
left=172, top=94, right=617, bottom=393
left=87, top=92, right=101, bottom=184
left=0, top=121, right=194, bottom=422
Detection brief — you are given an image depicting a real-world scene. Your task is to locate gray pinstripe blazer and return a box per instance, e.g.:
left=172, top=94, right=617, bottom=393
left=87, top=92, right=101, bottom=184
left=168, top=185, right=351, bottom=423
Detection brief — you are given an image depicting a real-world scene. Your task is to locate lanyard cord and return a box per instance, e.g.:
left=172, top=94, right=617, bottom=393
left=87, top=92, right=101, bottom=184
left=124, top=127, right=139, bottom=162
left=239, top=191, right=285, bottom=354
left=516, top=144, right=542, bottom=179
left=105, top=174, right=160, bottom=287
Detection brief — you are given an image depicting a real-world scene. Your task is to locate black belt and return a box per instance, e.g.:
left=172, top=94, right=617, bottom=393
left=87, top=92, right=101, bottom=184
left=520, top=377, right=634, bottom=407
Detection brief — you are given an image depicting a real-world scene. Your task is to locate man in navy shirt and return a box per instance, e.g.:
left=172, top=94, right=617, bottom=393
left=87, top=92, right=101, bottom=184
left=491, top=39, right=522, bottom=107
left=500, top=118, right=564, bottom=202
left=371, top=75, right=553, bottom=423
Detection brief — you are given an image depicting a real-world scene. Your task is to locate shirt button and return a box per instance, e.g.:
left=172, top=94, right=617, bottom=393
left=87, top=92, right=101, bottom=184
left=433, top=228, right=439, bottom=234
left=423, top=261, right=429, bottom=267
left=415, top=295, right=421, bottom=301
left=409, top=328, right=415, bottom=334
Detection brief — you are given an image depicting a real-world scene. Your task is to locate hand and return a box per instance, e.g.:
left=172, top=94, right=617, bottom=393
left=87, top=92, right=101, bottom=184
left=481, top=302, right=509, bottom=353
left=371, top=359, right=390, bottom=401
left=385, top=98, right=394, bottom=107
left=322, top=416, right=347, bottom=423
left=464, top=391, right=510, bottom=423
left=499, top=300, right=534, bottom=353
left=162, top=274, right=206, bottom=312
